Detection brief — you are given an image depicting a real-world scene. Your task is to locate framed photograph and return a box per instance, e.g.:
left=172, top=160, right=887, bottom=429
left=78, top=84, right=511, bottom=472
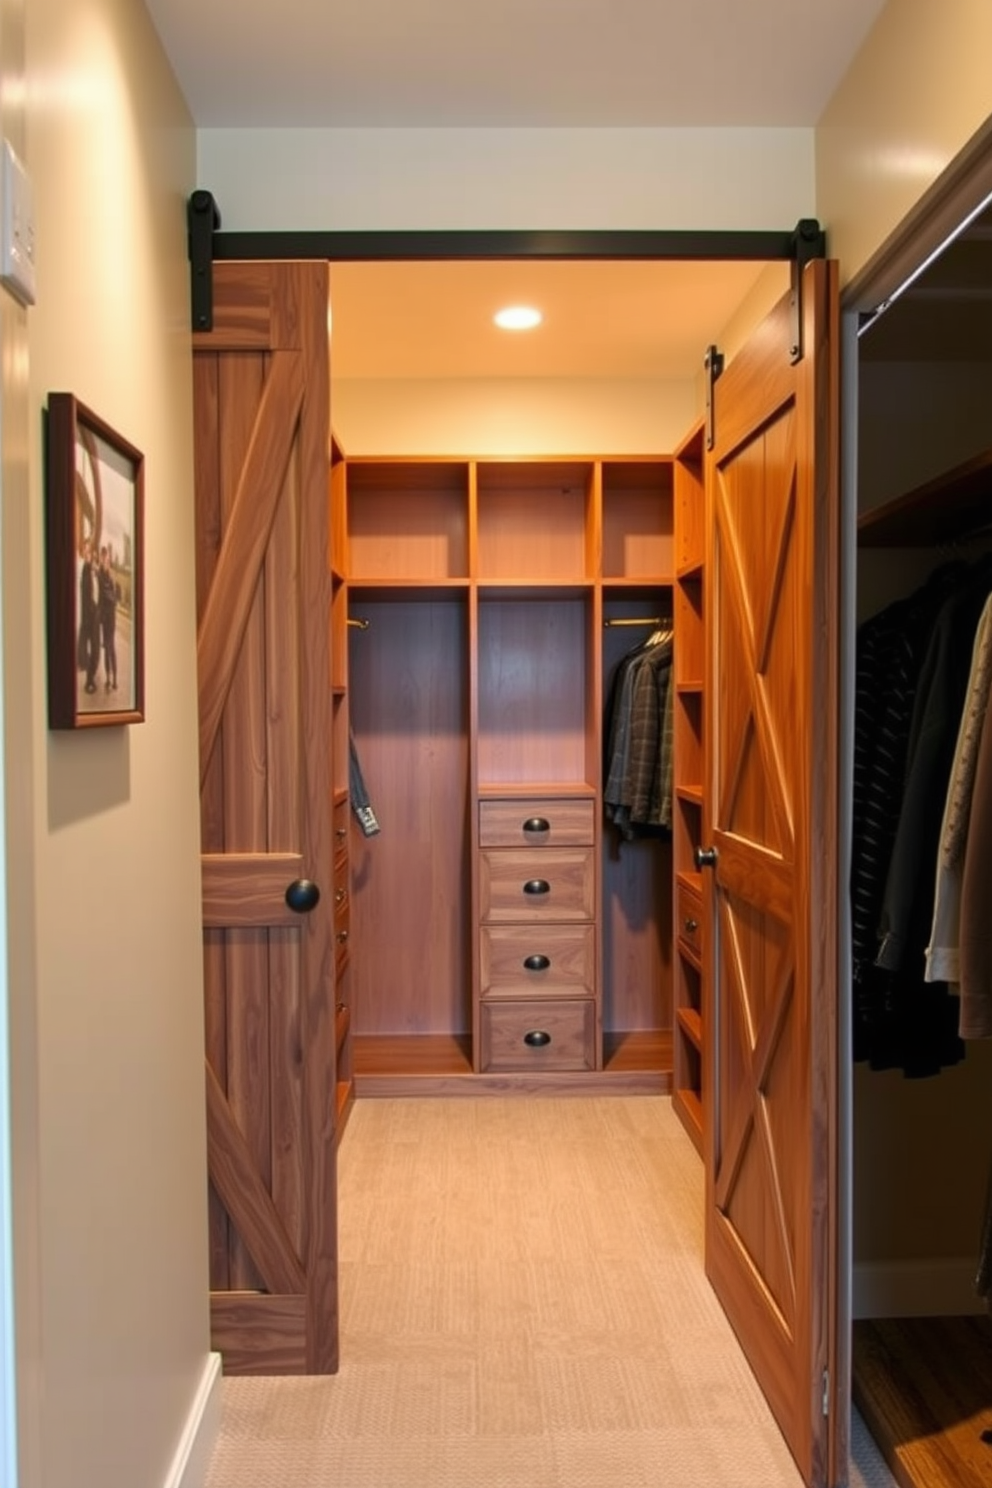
left=44, top=394, right=145, bottom=728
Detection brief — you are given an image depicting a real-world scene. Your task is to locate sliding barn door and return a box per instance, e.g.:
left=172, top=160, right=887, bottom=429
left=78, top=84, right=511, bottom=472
left=704, top=260, right=841, bottom=1483
left=193, top=260, right=338, bottom=1374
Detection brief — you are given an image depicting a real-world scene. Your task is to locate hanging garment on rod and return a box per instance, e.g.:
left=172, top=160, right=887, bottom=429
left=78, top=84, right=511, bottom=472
left=850, top=558, right=992, bottom=1075
left=603, top=627, right=674, bottom=840
left=924, top=592, right=992, bottom=998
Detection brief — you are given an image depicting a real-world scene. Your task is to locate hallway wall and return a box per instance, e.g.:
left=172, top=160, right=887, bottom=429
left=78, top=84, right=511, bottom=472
left=1, top=2, right=214, bottom=1486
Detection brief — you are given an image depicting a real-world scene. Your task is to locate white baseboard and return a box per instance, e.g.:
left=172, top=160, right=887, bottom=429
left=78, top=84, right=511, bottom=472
left=852, top=1258, right=987, bottom=1319
left=163, top=1351, right=223, bottom=1488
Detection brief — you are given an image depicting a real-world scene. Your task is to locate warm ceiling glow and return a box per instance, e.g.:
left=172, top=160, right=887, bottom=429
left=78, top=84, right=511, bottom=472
left=494, top=305, right=543, bottom=331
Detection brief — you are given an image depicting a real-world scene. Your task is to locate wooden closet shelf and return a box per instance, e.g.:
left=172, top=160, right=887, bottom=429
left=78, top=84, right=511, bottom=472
left=602, top=1028, right=673, bottom=1074
left=602, top=575, right=675, bottom=590
left=858, top=445, right=992, bottom=548
left=853, top=1316, right=992, bottom=1488
left=477, top=780, right=597, bottom=800
left=676, top=559, right=705, bottom=582
left=477, top=581, right=595, bottom=599
left=675, top=868, right=704, bottom=895
left=675, top=784, right=703, bottom=806
left=676, top=1006, right=702, bottom=1048
left=346, top=578, right=470, bottom=596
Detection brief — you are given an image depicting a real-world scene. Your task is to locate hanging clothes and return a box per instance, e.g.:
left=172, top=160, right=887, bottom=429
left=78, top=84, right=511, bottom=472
left=850, top=559, right=992, bottom=1075
left=603, top=628, right=673, bottom=840
left=924, top=593, right=992, bottom=997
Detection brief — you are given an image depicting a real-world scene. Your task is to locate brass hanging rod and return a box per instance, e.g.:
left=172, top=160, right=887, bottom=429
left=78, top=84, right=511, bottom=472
left=347, top=617, right=370, bottom=630
left=603, top=616, right=669, bottom=628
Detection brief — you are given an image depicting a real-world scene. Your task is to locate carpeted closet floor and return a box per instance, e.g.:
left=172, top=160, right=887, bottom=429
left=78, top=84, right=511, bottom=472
left=204, top=1095, right=896, bottom=1488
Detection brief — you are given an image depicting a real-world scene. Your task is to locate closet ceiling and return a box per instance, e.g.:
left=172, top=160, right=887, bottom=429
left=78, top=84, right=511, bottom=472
left=148, top=0, right=887, bottom=380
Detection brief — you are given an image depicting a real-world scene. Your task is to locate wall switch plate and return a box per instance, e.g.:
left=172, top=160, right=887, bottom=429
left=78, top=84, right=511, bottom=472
left=1, top=140, right=36, bottom=308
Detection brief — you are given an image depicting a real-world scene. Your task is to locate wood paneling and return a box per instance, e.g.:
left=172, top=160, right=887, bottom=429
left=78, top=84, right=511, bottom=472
left=210, top=1294, right=307, bottom=1376
left=195, top=261, right=338, bottom=1375
left=198, top=351, right=305, bottom=784
left=201, top=852, right=305, bottom=927
left=348, top=596, right=471, bottom=1037
left=477, top=597, right=592, bottom=786
left=205, top=1062, right=305, bottom=1294
left=704, top=262, right=840, bottom=1484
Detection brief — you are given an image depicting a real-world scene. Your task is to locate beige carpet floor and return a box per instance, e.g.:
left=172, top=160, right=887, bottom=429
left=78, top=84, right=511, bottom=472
left=204, top=1095, right=896, bottom=1488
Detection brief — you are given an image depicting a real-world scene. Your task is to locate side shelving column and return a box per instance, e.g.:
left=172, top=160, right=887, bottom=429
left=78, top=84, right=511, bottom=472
left=329, top=438, right=353, bottom=1136
left=671, top=421, right=706, bottom=1154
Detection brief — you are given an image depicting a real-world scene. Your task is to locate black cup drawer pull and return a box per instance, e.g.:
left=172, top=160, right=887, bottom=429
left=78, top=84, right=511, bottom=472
left=523, top=879, right=550, bottom=896
left=523, top=816, right=550, bottom=834
left=523, top=954, right=551, bottom=972
left=523, top=1029, right=552, bottom=1048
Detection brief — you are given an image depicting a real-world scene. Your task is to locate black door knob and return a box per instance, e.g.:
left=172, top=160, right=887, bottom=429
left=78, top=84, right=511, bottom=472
left=285, top=878, right=321, bottom=913
left=694, top=846, right=718, bottom=870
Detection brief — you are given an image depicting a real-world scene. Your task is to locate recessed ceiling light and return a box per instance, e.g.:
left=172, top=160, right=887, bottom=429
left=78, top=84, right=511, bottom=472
left=494, top=305, right=542, bottom=331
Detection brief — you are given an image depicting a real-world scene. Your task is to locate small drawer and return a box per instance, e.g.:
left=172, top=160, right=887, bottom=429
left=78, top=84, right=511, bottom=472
left=479, top=798, right=595, bottom=848
left=479, top=999, right=596, bottom=1072
left=480, top=848, right=595, bottom=922
left=480, top=923, right=595, bottom=998
left=676, top=880, right=702, bottom=961
left=333, top=796, right=349, bottom=863
left=334, top=888, right=351, bottom=971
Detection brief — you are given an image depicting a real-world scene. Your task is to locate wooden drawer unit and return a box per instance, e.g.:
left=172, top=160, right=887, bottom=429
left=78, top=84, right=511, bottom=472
left=479, top=848, right=595, bottom=922
left=479, top=797, right=595, bottom=848
left=676, top=879, right=702, bottom=963
left=479, top=998, right=595, bottom=1072
left=480, top=923, right=596, bottom=998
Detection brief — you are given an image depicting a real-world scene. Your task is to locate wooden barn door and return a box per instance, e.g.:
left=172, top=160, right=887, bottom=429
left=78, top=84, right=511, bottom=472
left=193, top=260, right=338, bottom=1374
left=703, top=260, right=840, bottom=1483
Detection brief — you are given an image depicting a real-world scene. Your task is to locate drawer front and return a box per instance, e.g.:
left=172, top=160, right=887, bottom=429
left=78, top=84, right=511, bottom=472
left=480, top=999, right=595, bottom=1072
left=479, top=798, right=595, bottom=848
left=480, top=848, right=595, bottom=922
left=480, top=923, right=595, bottom=998
left=676, top=880, right=702, bottom=961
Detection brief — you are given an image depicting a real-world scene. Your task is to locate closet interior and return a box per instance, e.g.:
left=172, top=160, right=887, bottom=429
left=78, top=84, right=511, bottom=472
left=329, top=430, right=707, bottom=1124
left=850, top=200, right=992, bottom=1488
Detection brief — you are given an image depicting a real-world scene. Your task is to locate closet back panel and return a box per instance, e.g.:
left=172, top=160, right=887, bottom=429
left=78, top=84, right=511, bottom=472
left=346, top=463, right=470, bottom=580
left=476, top=463, right=593, bottom=582
left=602, top=836, right=673, bottom=1031
left=477, top=596, right=592, bottom=786
left=348, top=597, right=471, bottom=1035
left=601, top=462, right=674, bottom=580
left=601, top=601, right=674, bottom=1032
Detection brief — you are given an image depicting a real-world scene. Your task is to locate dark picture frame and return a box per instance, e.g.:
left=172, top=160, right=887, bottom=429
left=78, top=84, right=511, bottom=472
left=44, top=393, right=145, bottom=728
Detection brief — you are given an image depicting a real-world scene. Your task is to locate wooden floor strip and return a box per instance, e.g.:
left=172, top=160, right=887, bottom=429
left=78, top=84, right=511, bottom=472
left=852, top=1316, right=992, bottom=1488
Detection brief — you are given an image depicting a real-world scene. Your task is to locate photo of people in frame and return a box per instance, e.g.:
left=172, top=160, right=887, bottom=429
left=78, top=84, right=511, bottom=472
left=73, top=420, right=136, bottom=717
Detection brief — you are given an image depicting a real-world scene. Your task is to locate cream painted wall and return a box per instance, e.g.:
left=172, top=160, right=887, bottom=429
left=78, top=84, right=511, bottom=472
left=199, top=126, right=816, bottom=235
left=11, top=4, right=213, bottom=1488
left=333, top=376, right=698, bottom=457
left=816, top=0, right=992, bottom=286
